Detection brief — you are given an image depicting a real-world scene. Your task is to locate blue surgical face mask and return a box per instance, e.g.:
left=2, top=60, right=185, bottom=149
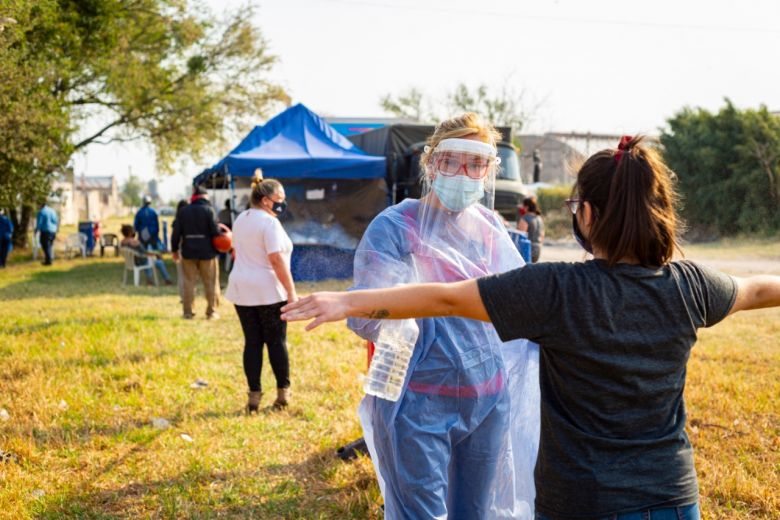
left=432, top=173, right=484, bottom=212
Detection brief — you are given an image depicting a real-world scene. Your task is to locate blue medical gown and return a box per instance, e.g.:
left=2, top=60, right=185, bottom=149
left=348, top=199, right=540, bottom=519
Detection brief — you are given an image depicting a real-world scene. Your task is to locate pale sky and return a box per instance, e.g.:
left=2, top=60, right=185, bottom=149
left=72, top=0, right=780, bottom=200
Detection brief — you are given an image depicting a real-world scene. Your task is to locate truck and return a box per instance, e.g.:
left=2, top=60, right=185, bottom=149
left=348, top=124, right=527, bottom=221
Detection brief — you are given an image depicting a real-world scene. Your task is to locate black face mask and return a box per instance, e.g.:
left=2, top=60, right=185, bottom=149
left=572, top=213, right=593, bottom=254
left=271, top=200, right=287, bottom=216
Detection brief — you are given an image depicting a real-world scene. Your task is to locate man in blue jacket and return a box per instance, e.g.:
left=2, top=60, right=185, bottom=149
left=0, top=209, right=13, bottom=268
left=134, top=195, right=160, bottom=248
left=36, top=203, right=59, bottom=266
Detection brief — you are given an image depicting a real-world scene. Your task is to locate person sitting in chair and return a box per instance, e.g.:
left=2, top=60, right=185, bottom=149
left=120, top=224, right=173, bottom=286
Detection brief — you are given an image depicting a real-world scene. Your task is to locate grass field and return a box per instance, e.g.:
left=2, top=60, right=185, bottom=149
left=1, top=251, right=779, bottom=519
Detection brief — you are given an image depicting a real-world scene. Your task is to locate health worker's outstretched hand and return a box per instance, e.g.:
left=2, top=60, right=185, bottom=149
left=281, top=292, right=349, bottom=331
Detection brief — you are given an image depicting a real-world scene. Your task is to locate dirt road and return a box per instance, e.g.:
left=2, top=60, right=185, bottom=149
left=540, top=240, right=780, bottom=276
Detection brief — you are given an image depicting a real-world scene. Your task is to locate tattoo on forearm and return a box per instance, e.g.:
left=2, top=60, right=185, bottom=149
left=364, top=309, right=390, bottom=319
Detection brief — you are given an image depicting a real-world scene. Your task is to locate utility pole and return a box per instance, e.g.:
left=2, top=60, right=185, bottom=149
left=81, top=173, right=89, bottom=221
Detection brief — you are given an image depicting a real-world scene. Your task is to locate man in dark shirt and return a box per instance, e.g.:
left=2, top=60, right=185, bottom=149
left=171, top=186, right=220, bottom=319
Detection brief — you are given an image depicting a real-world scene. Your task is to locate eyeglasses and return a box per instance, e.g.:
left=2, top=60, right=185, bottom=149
left=564, top=198, right=581, bottom=215
left=434, top=152, right=494, bottom=180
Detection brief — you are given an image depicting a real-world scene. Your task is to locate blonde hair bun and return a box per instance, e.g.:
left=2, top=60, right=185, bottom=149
left=251, top=168, right=264, bottom=188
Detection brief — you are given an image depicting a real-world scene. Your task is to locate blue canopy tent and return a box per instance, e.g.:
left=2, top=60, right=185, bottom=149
left=194, top=103, right=387, bottom=281
left=195, top=103, right=386, bottom=182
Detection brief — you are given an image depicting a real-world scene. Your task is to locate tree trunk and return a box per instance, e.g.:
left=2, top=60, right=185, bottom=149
left=10, top=204, right=32, bottom=249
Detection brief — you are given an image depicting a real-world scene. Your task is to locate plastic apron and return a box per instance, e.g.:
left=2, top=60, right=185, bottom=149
left=348, top=197, right=540, bottom=519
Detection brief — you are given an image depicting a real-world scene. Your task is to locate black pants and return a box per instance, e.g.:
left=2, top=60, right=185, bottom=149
left=40, top=232, right=55, bottom=264
left=0, top=237, right=10, bottom=267
left=234, top=302, right=290, bottom=392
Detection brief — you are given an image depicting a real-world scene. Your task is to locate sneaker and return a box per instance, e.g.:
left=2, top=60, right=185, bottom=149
left=164, top=280, right=173, bottom=286
left=206, top=312, right=220, bottom=320
left=182, top=313, right=194, bottom=320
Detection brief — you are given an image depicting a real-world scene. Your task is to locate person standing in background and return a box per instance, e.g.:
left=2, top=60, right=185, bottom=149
left=225, top=171, right=297, bottom=412
left=517, top=196, right=544, bottom=263
left=134, top=195, right=160, bottom=248
left=0, top=209, right=13, bottom=267
left=171, top=186, right=220, bottom=320
left=218, top=199, right=234, bottom=229
left=36, top=202, right=58, bottom=266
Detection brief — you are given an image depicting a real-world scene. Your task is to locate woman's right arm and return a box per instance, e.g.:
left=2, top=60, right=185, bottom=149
left=282, top=279, right=488, bottom=331
left=730, top=275, right=780, bottom=314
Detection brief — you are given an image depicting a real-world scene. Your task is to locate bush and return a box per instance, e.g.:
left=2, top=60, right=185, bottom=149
left=536, top=185, right=572, bottom=215
left=661, top=100, right=780, bottom=236
left=533, top=185, right=574, bottom=240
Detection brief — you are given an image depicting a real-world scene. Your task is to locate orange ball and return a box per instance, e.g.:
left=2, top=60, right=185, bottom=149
left=212, top=223, right=232, bottom=253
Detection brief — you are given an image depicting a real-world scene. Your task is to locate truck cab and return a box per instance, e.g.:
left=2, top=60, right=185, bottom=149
left=494, top=142, right=527, bottom=221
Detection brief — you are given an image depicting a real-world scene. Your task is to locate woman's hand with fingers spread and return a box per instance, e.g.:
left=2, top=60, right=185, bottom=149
left=281, top=292, right=349, bottom=331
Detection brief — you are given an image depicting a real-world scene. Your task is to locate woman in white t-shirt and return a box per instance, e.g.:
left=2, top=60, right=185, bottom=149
left=225, top=171, right=297, bottom=413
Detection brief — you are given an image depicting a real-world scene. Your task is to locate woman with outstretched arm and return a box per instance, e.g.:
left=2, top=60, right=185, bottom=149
left=282, top=136, right=780, bottom=520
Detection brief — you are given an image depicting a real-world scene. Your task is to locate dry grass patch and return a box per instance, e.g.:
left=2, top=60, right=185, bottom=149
left=0, top=255, right=778, bottom=518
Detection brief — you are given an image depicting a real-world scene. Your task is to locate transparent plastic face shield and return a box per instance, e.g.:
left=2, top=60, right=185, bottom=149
left=417, top=137, right=501, bottom=248
left=423, top=137, right=499, bottom=211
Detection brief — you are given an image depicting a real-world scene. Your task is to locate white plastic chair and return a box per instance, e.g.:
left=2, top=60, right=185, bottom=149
left=121, top=247, right=158, bottom=287
left=32, top=231, right=41, bottom=260
left=64, top=232, right=87, bottom=259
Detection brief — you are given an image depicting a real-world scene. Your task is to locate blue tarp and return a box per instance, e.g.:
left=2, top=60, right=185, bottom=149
left=194, top=103, right=386, bottom=184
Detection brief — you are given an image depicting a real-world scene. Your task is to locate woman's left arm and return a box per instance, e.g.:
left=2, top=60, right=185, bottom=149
left=269, top=252, right=298, bottom=303
left=730, top=275, right=780, bottom=314
left=282, top=279, right=488, bottom=330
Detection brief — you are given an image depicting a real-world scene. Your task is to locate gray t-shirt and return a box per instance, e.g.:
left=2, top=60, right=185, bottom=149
left=477, top=259, right=737, bottom=519
left=522, top=213, right=544, bottom=245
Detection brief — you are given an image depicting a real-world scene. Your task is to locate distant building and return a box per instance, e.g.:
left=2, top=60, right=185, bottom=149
left=50, top=173, right=78, bottom=226
left=50, top=173, right=126, bottom=224
left=516, top=135, right=585, bottom=185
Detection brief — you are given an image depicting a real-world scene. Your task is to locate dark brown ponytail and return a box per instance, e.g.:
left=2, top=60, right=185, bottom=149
left=574, top=135, right=682, bottom=267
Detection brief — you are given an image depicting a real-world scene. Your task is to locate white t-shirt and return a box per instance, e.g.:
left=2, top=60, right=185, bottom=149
left=225, top=209, right=293, bottom=306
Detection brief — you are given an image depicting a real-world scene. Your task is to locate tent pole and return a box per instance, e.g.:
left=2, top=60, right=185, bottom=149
left=229, top=170, right=236, bottom=226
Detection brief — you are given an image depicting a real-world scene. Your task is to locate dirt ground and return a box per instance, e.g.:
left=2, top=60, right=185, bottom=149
left=540, top=240, right=780, bottom=276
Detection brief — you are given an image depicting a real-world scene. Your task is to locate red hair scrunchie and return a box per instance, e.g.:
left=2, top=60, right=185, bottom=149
left=614, top=135, right=632, bottom=163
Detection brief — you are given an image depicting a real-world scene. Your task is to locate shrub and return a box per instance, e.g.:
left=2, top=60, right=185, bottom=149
left=536, top=185, right=572, bottom=215
left=661, top=100, right=780, bottom=236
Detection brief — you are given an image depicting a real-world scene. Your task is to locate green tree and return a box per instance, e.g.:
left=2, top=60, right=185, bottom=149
left=1, top=0, right=289, bottom=247
left=447, top=83, right=528, bottom=134
left=0, top=1, right=72, bottom=246
left=379, top=87, right=430, bottom=122
left=380, top=83, right=535, bottom=138
left=120, top=174, right=144, bottom=208
left=661, top=100, right=780, bottom=236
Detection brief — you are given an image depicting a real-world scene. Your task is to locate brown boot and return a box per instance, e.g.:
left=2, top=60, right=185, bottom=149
left=246, top=391, right=262, bottom=414
left=272, top=388, right=289, bottom=409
